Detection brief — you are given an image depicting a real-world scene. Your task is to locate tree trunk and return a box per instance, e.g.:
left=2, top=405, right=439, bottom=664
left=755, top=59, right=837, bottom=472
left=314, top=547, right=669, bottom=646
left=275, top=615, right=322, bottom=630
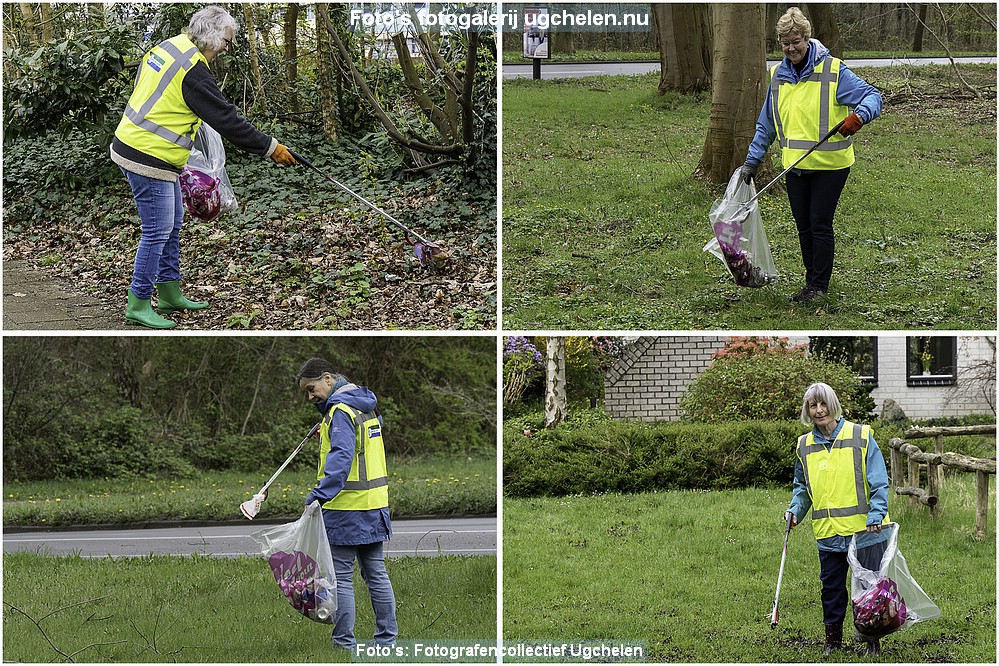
left=315, top=3, right=338, bottom=141
left=243, top=4, right=265, bottom=111
left=544, top=337, right=567, bottom=429
left=694, top=4, right=767, bottom=185
left=553, top=28, right=575, bottom=55
left=392, top=33, right=456, bottom=142
left=912, top=4, right=927, bottom=51
left=17, top=3, right=37, bottom=47
left=283, top=2, right=299, bottom=113
left=806, top=4, right=843, bottom=59
left=654, top=4, right=711, bottom=94
left=39, top=2, right=52, bottom=43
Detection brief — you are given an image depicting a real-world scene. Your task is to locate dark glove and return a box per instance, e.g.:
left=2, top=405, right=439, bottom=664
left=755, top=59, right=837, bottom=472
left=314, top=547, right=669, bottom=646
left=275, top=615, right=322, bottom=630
left=838, top=113, right=864, bottom=137
left=739, top=162, right=759, bottom=186
left=271, top=143, right=297, bottom=166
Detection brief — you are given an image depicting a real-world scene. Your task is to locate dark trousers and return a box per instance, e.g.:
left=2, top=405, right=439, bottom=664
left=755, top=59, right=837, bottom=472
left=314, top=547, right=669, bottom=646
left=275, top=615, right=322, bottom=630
left=818, top=539, right=886, bottom=626
left=785, top=168, right=850, bottom=292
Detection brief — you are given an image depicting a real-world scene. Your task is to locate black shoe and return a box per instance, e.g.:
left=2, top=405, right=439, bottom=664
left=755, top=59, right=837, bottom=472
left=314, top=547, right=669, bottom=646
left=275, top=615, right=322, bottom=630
left=790, top=287, right=827, bottom=304
left=823, top=622, right=843, bottom=657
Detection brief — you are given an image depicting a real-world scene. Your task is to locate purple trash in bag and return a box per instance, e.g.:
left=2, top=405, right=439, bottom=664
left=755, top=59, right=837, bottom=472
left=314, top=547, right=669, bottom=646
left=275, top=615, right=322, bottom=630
left=267, top=550, right=336, bottom=622
left=180, top=167, right=222, bottom=221
left=853, top=577, right=908, bottom=639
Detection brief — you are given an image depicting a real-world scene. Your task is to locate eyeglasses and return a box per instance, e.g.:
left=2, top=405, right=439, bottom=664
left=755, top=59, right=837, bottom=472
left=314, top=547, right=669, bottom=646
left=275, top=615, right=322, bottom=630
left=780, top=38, right=804, bottom=49
left=222, top=37, right=233, bottom=50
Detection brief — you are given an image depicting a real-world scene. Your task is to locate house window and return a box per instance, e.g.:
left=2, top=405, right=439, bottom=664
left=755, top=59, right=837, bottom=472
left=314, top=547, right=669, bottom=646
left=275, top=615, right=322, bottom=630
left=810, top=337, right=878, bottom=385
left=907, top=336, right=957, bottom=386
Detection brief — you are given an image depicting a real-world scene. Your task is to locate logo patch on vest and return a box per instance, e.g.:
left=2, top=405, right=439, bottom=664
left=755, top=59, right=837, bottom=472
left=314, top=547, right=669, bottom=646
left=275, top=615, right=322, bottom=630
left=368, top=426, right=381, bottom=439
left=147, top=52, right=166, bottom=72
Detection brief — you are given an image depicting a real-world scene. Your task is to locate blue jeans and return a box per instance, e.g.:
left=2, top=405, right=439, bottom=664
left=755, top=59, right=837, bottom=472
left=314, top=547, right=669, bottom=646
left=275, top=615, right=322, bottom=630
left=786, top=168, right=850, bottom=292
left=331, top=542, right=397, bottom=649
left=122, top=169, right=184, bottom=299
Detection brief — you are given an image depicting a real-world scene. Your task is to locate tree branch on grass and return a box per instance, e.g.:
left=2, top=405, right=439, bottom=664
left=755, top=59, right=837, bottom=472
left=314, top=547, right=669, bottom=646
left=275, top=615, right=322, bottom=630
left=4, top=597, right=126, bottom=663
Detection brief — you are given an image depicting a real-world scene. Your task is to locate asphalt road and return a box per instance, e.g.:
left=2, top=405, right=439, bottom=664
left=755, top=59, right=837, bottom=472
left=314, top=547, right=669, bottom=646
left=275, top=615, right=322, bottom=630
left=502, top=56, right=997, bottom=79
left=2, top=516, right=496, bottom=559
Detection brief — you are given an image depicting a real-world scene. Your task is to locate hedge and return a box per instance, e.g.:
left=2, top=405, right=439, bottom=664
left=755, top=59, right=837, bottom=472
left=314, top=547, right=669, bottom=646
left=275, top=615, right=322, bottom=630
left=503, top=419, right=810, bottom=497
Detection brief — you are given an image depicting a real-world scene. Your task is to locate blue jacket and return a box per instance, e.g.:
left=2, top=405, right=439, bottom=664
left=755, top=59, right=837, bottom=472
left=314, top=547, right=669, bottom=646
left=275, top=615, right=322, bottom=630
left=305, top=384, right=392, bottom=546
left=788, top=417, right=890, bottom=553
left=746, top=39, right=883, bottom=166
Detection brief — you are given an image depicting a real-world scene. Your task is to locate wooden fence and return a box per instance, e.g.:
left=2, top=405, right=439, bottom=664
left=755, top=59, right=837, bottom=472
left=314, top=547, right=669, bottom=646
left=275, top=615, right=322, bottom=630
left=887, top=424, right=996, bottom=540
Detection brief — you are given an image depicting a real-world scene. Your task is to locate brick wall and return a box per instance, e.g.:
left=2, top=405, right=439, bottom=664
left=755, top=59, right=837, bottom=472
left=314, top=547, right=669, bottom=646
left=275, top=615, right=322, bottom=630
left=602, top=335, right=994, bottom=422
left=604, top=336, right=727, bottom=421
left=871, top=336, right=995, bottom=419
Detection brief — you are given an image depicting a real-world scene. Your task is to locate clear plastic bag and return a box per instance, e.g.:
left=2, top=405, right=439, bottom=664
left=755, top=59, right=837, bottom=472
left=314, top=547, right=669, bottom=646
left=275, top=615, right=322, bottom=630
left=251, top=501, right=337, bottom=624
left=848, top=523, right=941, bottom=640
left=703, top=169, right=777, bottom=287
left=180, top=122, right=237, bottom=221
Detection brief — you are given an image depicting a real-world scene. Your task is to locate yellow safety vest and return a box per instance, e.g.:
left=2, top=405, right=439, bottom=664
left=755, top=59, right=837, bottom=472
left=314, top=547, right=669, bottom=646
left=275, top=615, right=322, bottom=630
left=317, top=404, right=389, bottom=511
left=114, top=34, right=206, bottom=169
left=797, top=421, right=888, bottom=539
left=769, top=56, right=855, bottom=170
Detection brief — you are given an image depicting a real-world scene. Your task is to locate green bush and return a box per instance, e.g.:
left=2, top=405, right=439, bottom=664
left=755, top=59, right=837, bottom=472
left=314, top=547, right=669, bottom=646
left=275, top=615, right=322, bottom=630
left=681, top=336, right=875, bottom=423
left=503, top=418, right=804, bottom=497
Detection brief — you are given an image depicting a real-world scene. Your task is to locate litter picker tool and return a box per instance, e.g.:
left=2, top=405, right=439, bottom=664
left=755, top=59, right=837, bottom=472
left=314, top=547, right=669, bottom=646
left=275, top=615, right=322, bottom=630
left=770, top=512, right=794, bottom=628
left=734, top=119, right=847, bottom=224
left=289, top=149, right=446, bottom=267
left=240, top=421, right=322, bottom=520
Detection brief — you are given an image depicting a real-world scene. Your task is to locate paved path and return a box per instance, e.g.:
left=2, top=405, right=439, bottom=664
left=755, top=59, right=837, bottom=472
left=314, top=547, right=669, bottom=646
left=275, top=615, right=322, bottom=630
left=3, top=260, right=123, bottom=330
left=2, top=516, right=497, bottom=559
left=503, top=56, right=997, bottom=79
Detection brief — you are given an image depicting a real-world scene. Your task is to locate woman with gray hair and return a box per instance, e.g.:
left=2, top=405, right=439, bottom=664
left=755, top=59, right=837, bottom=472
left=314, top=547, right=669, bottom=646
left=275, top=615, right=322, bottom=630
left=111, top=5, right=297, bottom=329
left=785, top=381, right=891, bottom=657
left=741, top=6, right=882, bottom=304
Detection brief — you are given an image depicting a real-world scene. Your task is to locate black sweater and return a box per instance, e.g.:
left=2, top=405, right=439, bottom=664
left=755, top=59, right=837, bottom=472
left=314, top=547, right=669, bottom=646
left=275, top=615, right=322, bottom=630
left=111, top=60, right=277, bottom=181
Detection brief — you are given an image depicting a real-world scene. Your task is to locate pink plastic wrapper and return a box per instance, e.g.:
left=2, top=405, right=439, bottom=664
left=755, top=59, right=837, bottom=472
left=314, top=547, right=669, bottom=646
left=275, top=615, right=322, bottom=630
left=251, top=502, right=337, bottom=624
left=853, top=577, right=908, bottom=639
left=267, top=550, right=336, bottom=623
left=180, top=167, right=222, bottom=221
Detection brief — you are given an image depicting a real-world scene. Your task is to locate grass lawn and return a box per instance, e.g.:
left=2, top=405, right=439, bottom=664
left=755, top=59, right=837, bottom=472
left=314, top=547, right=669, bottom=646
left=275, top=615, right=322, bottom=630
left=3, top=454, right=496, bottom=527
left=3, top=552, right=496, bottom=662
left=501, top=65, right=996, bottom=330
left=503, top=473, right=996, bottom=662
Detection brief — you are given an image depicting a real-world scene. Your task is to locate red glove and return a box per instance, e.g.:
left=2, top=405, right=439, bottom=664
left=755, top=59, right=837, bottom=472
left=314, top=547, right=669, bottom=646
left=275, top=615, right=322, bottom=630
left=838, top=113, right=864, bottom=137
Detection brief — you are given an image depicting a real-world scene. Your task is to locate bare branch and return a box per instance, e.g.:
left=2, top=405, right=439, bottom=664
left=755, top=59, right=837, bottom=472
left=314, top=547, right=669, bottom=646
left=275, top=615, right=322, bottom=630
left=906, top=3, right=982, bottom=98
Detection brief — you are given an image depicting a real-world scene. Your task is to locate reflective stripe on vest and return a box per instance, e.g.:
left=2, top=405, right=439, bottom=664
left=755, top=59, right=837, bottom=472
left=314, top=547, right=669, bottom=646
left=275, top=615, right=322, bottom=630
left=797, top=421, right=887, bottom=539
left=769, top=57, right=854, bottom=170
left=114, top=34, right=205, bottom=167
left=318, top=403, right=389, bottom=511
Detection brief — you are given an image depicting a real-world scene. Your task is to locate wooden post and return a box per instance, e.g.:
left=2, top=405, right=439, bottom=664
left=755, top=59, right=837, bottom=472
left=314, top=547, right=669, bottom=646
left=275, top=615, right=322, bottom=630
left=890, top=446, right=904, bottom=490
left=907, top=457, right=921, bottom=507
left=934, top=434, right=945, bottom=490
left=975, top=471, right=989, bottom=541
left=927, top=462, right=940, bottom=518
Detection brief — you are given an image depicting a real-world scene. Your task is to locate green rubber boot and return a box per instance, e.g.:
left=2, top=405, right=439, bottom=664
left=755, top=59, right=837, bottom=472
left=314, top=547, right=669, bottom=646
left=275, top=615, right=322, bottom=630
left=155, top=280, right=209, bottom=313
left=126, top=289, right=177, bottom=329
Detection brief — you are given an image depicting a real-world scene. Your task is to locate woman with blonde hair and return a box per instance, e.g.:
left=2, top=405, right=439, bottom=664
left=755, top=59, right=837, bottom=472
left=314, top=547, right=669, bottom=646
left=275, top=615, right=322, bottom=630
left=741, top=7, right=882, bottom=304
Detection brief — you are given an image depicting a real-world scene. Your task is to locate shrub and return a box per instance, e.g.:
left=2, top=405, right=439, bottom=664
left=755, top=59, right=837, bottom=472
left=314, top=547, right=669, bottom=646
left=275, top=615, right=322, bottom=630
left=503, top=417, right=805, bottom=497
left=681, top=336, right=875, bottom=423
left=503, top=336, right=543, bottom=404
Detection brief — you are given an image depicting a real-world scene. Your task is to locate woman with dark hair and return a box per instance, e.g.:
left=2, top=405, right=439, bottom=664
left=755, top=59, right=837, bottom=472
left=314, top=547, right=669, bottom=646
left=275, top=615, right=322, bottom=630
left=297, top=358, right=398, bottom=650
left=111, top=5, right=297, bottom=329
left=786, top=382, right=890, bottom=657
